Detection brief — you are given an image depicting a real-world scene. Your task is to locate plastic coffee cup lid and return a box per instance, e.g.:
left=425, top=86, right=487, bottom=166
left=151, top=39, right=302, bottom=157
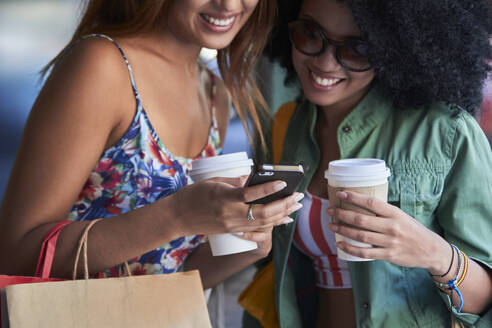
left=324, top=158, right=391, bottom=182
left=190, top=152, right=253, bottom=176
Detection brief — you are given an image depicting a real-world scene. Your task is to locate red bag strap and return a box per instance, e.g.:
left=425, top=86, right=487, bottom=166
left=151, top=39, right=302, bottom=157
left=34, top=221, right=71, bottom=278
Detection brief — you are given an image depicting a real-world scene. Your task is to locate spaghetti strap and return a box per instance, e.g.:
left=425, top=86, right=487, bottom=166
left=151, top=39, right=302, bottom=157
left=61, top=33, right=142, bottom=105
left=209, top=72, right=219, bottom=130
left=210, top=74, right=216, bottom=109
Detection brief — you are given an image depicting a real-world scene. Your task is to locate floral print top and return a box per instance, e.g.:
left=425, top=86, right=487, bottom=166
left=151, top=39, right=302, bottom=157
left=67, top=34, right=221, bottom=276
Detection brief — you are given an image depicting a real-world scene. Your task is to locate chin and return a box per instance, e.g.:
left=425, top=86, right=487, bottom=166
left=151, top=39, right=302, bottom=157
left=199, top=32, right=238, bottom=50
left=303, top=87, right=337, bottom=107
left=201, top=40, right=233, bottom=50
left=307, top=96, right=337, bottom=107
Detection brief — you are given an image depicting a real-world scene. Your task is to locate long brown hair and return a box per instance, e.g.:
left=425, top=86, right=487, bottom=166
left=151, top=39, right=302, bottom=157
left=41, top=0, right=276, bottom=149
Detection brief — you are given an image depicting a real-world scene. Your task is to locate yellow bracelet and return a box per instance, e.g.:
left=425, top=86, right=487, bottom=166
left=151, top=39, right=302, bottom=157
left=455, top=250, right=468, bottom=288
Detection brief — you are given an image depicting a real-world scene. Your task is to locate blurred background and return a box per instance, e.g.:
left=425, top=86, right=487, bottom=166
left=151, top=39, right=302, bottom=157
left=0, top=0, right=79, bottom=201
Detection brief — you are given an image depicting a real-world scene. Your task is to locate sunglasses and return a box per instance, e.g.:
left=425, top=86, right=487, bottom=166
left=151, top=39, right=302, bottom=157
left=288, top=19, right=371, bottom=72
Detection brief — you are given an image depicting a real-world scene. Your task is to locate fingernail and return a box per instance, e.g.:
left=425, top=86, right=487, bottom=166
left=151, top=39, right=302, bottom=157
left=327, top=208, right=334, bottom=216
left=328, top=224, right=338, bottom=232
left=291, top=203, right=303, bottom=212
left=282, top=218, right=294, bottom=225
left=233, top=232, right=244, bottom=236
left=337, top=191, right=348, bottom=199
left=294, top=192, right=305, bottom=202
left=274, top=181, right=287, bottom=191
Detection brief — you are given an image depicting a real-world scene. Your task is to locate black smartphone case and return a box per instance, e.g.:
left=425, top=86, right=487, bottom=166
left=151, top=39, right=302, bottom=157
left=246, top=167, right=304, bottom=204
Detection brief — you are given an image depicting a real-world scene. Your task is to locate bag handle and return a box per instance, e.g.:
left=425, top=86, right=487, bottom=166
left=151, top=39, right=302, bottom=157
left=35, top=220, right=72, bottom=279
left=72, top=219, right=132, bottom=280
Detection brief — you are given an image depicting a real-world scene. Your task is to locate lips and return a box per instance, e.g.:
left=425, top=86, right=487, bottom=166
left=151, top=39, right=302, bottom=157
left=201, top=13, right=236, bottom=26
left=309, top=69, right=344, bottom=89
left=200, top=13, right=238, bottom=32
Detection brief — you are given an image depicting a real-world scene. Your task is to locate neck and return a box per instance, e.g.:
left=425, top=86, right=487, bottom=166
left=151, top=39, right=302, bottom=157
left=141, top=27, right=203, bottom=76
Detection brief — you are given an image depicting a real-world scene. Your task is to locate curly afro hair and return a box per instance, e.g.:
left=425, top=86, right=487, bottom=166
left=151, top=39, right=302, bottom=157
left=264, top=0, right=492, bottom=114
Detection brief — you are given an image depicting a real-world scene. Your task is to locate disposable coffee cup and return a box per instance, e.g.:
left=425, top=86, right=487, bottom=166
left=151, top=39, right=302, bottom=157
left=189, top=152, right=257, bottom=256
left=324, top=158, right=391, bottom=261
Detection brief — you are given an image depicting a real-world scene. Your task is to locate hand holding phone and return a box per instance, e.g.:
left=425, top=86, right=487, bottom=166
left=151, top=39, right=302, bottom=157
left=245, top=164, right=304, bottom=204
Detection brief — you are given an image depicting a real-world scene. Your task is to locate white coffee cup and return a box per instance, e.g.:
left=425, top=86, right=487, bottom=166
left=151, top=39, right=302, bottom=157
left=324, top=158, right=391, bottom=261
left=189, top=152, right=257, bottom=256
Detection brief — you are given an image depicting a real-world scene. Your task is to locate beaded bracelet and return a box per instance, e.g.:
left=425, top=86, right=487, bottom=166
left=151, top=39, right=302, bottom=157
left=434, top=245, right=461, bottom=291
left=455, top=249, right=468, bottom=289
left=433, top=245, right=467, bottom=313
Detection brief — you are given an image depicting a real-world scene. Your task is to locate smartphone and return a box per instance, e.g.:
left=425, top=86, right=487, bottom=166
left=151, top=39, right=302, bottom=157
left=245, top=164, right=304, bottom=204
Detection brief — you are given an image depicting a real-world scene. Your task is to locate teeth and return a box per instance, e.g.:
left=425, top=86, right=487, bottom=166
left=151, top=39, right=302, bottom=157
left=311, top=71, right=341, bottom=87
left=202, top=14, right=235, bottom=27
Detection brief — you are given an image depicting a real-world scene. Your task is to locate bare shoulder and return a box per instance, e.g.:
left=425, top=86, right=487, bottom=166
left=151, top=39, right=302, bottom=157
left=43, top=36, right=135, bottom=122
left=50, top=36, right=131, bottom=87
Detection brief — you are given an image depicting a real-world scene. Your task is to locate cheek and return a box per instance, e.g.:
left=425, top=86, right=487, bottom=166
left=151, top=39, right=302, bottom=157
left=241, top=0, right=260, bottom=22
left=167, top=2, right=195, bottom=36
left=250, top=0, right=260, bottom=7
left=292, top=48, right=307, bottom=78
left=347, top=70, right=375, bottom=89
left=245, top=0, right=260, bottom=11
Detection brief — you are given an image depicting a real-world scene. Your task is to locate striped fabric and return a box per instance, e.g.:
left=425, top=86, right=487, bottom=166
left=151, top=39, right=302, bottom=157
left=293, top=191, right=352, bottom=289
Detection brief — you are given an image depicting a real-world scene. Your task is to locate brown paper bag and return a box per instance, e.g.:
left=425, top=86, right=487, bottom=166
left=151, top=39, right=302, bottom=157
left=3, top=220, right=212, bottom=328
left=5, top=271, right=210, bottom=328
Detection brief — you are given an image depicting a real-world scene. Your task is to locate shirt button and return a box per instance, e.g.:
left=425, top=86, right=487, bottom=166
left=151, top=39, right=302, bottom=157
left=362, top=302, right=370, bottom=310
left=342, top=125, right=352, bottom=133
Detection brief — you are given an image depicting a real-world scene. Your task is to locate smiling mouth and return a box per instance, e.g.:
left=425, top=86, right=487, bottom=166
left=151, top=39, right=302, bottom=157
left=200, top=13, right=236, bottom=27
left=310, top=71, right=343, bottom=87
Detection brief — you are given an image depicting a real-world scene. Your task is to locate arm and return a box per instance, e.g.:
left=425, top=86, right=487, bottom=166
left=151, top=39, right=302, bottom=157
left=328, top=192, right=492, bottom=314
left=431, top=112, right=492, bottom=316
left=328, top=112, right=492, bottom=316
left=0, top=38, right=184, bottom=277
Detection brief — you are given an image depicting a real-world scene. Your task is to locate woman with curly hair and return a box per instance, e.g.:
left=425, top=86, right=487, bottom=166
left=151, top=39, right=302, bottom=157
left=245, top=0, right=492, bottom=327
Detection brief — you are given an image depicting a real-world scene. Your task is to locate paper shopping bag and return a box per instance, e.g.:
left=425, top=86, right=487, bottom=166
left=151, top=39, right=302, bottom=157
left=3, top=219, right=212, bottom=328
left=6, top=271, right=210, bottom=328
left=5, top=270, right=211, bottom=328
left=0, top=221, right=70, bottom=328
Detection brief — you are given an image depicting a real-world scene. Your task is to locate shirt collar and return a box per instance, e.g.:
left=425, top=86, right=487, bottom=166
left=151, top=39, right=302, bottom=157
left=300, top=83, right=392, bottom=148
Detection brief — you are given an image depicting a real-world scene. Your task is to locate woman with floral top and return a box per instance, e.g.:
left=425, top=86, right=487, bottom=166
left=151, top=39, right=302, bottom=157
left=0, top=0, right=303, bottom=290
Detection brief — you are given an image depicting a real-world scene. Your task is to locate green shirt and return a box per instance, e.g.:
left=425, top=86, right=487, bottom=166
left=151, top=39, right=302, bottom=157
left=265, top=85, right=492, bottom=328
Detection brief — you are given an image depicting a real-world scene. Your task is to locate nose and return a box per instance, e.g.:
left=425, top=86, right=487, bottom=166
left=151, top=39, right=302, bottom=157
left=213, top=0, right=239, bottom=12
left=313, top=44, right=340, bottom=71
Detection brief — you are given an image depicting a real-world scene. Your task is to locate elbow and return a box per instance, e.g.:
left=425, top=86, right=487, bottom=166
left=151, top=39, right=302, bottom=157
left=0, top=235, right=21, bottom=275
left=0, top=225, right=39, bottom=276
